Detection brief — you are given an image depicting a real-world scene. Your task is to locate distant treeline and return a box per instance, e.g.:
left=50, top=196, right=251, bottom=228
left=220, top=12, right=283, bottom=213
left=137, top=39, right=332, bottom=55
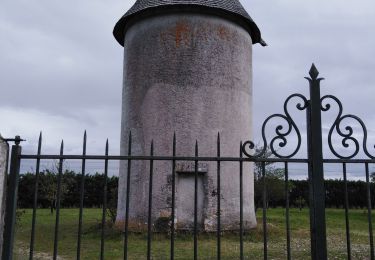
left=255, top=179, right=375, bottom=210
left=18, top=170, right=118, bottom=209
left=17, top=171, right=375, bottom=210
left=293, top=180, right=375, bottom=209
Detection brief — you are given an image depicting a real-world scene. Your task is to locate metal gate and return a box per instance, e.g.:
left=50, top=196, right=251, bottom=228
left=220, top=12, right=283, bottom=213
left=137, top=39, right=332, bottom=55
left=1, top=64, right=374, bottom=259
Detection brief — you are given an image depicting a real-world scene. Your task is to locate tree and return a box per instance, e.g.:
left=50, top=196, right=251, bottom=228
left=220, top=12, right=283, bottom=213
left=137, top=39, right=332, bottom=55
left=254, top=147, right=294, bottom=210
left=289, top=180, right=309, bottom=209
left=39, top=169, right=65, bottom=214
left=295, top=196, right=306, bottom=211
left=371, top=172, right=375, bottom=183
left=18, top=170, right=120, bottom=210
left=106, top=180, right=118, bottom=226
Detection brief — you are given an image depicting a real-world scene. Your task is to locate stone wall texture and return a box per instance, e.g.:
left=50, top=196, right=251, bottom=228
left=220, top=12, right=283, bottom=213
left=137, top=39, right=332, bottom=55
left=116, top=13, right=256, bottom=231
left=0, top=137, right=8, bottom=257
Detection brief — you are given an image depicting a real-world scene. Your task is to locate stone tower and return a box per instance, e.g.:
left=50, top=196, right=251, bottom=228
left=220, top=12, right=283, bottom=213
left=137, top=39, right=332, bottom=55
left=113, top=0, right=263, bottom=231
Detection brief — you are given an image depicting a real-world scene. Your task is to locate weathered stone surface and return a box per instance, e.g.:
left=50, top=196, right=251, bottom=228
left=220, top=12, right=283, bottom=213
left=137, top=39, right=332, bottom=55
left=116, top=13, right=256, bottom=231
left=0, top=136, right=8, bottom=257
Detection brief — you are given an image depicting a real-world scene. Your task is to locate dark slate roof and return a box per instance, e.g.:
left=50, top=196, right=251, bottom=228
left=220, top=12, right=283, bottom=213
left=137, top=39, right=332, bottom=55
left=113, top=0, right=264, bottom=46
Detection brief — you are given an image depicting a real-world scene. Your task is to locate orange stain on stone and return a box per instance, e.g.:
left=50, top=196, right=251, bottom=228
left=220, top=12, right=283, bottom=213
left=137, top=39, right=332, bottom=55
left=159, top=21, right=234, bottom=47
left=175, top=21, right=191, bottom=47
left=217, top=26, right=230, bottom=40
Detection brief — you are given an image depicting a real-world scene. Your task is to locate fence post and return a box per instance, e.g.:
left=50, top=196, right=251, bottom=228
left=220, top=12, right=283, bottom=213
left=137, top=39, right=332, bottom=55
left=2, top=136, right=22, bottom=260
left=0, top=136, right=9, bottom=258
left=305, top=64, right=327, bottom=260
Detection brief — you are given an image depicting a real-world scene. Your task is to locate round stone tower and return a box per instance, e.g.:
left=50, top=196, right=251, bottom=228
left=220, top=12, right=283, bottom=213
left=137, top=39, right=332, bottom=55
left=114, top=0, right=263, bottom=231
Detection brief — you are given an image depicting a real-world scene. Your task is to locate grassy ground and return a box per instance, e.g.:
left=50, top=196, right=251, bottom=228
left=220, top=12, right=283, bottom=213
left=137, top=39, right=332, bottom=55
left=14, top=208, right=374, bottom=259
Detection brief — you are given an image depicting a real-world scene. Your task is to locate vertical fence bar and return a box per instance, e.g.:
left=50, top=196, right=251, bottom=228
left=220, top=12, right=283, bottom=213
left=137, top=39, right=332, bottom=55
left=306, top=64, right=327, bottom=260
left=194, top=141, right=198, bottom=260
left=53, top=141, right=64, bottom=260
left=2, top=138, right=22, bottom=260
left=239, top=142, right=244, bottom=260
left=29, top=133, right=42, bottom=260
left=77, top=131, right=87, bottom=260
left=217, top=134, right=221, bottom=260
left=343, top=163, right=351, bottom=260
left=147, top=141, right=154, bottom=260
left=262, top=162, right=267, bottom=260
left=365, top=163, right=374, bottom=259
left=100, top=140, right=109, bottom=260
left=124, top=132, right=132, bottom=260
left=285, top=162, right=291, bottom=260
left=306, top=101, right=316, bottom=259
left=170, top=134, right=176, bottom=260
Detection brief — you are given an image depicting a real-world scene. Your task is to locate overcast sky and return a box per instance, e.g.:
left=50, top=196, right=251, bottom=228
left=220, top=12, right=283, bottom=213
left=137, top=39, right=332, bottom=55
left=1, top=0, right=375, bottom=178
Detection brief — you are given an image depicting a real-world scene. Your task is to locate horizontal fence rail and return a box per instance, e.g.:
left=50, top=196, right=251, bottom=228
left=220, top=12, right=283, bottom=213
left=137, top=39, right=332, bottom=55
left=19, top=154, right=311, bottom=163
left=17, top=154, right=375, bottom=164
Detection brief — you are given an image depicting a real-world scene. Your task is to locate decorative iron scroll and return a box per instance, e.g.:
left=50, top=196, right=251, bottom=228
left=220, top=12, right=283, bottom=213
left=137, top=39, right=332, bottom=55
left=321, top=95, right=375, bottom=159
left=242, top=63, right=374, bottom=160
left=242, top=93, right=308, bottom=159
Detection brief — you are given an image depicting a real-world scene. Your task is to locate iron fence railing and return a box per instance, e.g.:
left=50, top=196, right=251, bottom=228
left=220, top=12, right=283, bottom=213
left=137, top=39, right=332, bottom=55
left=2, top=65, right=375, bottom=260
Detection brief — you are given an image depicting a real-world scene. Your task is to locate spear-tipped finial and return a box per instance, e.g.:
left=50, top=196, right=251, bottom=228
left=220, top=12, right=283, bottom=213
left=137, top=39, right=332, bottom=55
left=195, top=140, right=199, bottom=156
left=37, top=132, right=43, bottom=154
left=81, top=131, right=87, bottom=155
left=38, top=132, right=42, bottom=145
left=104, top=139, right=109, bottom=156
left=309, top=63, right=319, bottom=80
left=60, top=140, right=64, bottom=155
left=305, top=63, right=325, bottom=83
left=217, top=133, right=221, bottom=157
left=127, top=131, right=132, bottom=155
left=172, top=132, right=176, bottom=155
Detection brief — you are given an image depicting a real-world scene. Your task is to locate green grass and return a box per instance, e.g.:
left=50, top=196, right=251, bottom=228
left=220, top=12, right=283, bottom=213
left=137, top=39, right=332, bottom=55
left=14, top=208, right=374, bottom=259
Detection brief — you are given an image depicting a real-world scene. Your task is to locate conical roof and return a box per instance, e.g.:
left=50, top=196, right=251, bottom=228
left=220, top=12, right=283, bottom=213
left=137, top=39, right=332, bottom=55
left=113, top=0, right=264, bottom=46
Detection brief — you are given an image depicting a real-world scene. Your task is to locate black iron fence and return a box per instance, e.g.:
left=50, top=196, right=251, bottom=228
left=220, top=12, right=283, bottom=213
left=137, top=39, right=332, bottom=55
left=2, top=65, right=375, bottom=260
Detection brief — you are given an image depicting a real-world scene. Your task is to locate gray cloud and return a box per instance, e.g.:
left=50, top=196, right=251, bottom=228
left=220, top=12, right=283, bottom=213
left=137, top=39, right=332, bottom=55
left=1, top=0, right=375, bottom=177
